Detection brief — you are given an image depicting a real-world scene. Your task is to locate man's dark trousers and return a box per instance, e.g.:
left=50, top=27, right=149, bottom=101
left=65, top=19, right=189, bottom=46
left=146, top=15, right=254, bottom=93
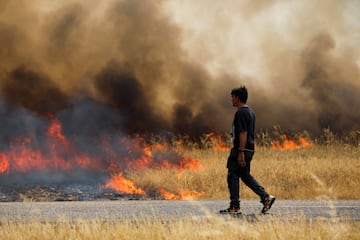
left=226, top=148, right=268, bottom=208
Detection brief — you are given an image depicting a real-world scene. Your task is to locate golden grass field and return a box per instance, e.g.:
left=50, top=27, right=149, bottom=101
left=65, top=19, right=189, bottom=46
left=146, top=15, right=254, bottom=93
left=1, top=140, right=359, bottom=239
left=0, top=216, right=359, bottom=240
left=130, top=144, right=360, bottom=200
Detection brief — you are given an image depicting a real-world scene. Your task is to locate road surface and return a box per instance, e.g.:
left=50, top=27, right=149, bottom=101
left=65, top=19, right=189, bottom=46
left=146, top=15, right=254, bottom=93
left=0, top=200, right=359, bottom=222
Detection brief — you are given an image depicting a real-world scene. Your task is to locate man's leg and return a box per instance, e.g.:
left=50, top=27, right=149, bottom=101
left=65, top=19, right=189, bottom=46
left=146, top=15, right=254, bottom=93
left=227, top=170, right=240, bottom=208
left=220, top=154, right=241, bottom=214
left=239, top=152, right=268, bottom=201
left=240, top=152, right=276, bottom=213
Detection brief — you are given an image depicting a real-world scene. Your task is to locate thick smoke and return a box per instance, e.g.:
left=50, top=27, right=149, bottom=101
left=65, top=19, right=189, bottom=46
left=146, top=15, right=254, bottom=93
left=0, top=0, right=359, bottom=144
left=165, top=0, right=360, bottom=135
left=2, top=66, right=69, bottom=115
left=301, top=33, right=360, bottom=133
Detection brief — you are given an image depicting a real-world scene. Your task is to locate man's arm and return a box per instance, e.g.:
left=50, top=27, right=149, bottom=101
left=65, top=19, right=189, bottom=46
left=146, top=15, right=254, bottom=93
left=237, top=131, right=247, bottom=167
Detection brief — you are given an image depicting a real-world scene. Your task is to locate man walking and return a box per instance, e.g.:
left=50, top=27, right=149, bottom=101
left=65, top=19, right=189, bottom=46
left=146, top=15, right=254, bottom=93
left=220, top=86, right=275, bottom=214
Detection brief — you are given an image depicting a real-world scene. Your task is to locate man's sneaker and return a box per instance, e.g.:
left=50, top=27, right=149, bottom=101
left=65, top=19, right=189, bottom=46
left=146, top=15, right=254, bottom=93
left=261, top=195, right=276, bottom=214
left=219, top=207, right=241, bottom=215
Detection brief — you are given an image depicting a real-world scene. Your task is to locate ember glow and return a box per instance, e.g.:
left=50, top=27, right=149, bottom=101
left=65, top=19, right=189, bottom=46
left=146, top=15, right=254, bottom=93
left=271, top=135, right=312, bottom=150
left=159, top=188, right=204, bottom=200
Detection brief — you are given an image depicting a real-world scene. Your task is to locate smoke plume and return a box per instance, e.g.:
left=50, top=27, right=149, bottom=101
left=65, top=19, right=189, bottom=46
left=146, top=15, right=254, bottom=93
left=0, top=0, right=359, bottom=143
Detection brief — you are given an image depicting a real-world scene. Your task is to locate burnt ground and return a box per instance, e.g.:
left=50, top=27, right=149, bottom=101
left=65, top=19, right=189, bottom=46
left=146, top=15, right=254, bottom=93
left=0, top=170, right=150, bottom=201
left=0, top=184, right=148, bottom=202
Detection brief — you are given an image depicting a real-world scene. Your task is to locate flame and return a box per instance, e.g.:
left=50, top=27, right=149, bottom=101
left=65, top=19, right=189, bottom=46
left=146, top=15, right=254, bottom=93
left=159, top=188, right=180, bottom=200
left=207, top=132, right=230, bottom=151
left=159, top=188, right=204, bottom=200
left=0, top=117, right=105, bottom=173
left=179, top=156, right=203, bottom=170
left=298, top=136, right=312, bottom=148
left=179, top=189, right=205, bottom=200
left=102, top=142, right=203, bottom=195
left=124, top=142, right=203, bottom=171
left=0, top=153, right=9, bottom=173
left=47, top=117, right=69, bottom=145
left=8, top=136, right=50, bottom=172
left=101, top=172, right=145, bottom=195
left=271, top=135, right=312, bottom=150
left=0, top=115, right=205, bottom=197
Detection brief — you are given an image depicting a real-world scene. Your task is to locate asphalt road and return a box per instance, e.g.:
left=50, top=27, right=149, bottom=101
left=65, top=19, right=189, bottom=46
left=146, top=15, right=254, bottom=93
left=0, top=200, right=359, bottom=222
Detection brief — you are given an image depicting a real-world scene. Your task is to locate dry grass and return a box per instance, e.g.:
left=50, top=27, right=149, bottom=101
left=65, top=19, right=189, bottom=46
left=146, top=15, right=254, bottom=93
left=129, top=144, right=360, bottom=200
left=1, top=144, right=359, bottom=239
left=1, top=216, right=359, bottom=240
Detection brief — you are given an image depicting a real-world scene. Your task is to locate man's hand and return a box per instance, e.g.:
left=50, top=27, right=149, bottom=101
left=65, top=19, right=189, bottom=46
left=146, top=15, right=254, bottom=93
left=237, top=152, right=246, bottom=167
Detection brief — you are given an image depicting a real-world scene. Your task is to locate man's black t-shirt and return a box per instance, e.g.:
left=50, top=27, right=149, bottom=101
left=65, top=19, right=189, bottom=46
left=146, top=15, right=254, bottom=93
left=231, top=106, right=255, bottom=151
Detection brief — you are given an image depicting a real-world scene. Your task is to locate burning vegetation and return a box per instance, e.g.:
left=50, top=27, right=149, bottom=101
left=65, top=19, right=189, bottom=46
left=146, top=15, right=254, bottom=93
left=0, top=0, right=359, bottom=201
left=271, top=135, right=312, bottom=150
left=0, top=113, right=319, bottom=202
left=0, top=114, right=207, bottom=200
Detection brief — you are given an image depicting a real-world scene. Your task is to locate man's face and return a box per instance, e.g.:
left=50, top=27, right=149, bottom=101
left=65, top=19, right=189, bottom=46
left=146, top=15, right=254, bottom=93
left=232, top=95, right=240, bottom=107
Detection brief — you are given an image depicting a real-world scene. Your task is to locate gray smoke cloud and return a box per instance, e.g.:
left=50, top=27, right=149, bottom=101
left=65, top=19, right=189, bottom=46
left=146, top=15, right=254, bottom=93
left=165, top=0, right=360, bottom=135
left=0, top=0, right=359, bottom=143
left=301, top=32, right=360, bottom=133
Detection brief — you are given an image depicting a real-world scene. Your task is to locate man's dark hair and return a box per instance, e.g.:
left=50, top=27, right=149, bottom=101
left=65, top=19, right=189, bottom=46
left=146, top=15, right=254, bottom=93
left=231, top=86, right=248, bottom=103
